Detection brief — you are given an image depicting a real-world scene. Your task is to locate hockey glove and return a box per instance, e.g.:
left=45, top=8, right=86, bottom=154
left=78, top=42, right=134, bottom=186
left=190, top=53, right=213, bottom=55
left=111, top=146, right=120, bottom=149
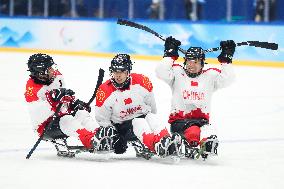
left=49, top=88, right=75, bottom=103
left=164, top=36, right=181, bottom=57
left=70, top=99, right=91, bottom=113
left=217, top=40, right=236, bottom=63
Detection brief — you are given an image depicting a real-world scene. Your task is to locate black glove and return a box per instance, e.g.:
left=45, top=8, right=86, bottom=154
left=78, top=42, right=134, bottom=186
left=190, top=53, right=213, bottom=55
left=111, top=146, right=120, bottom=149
left=164, top=36, right=181, bottom=57
left=49, top=88, right=75, bottom=103
left=70, top=99, right=91, bottom=112
left=217, top=40, right=236, bottom=63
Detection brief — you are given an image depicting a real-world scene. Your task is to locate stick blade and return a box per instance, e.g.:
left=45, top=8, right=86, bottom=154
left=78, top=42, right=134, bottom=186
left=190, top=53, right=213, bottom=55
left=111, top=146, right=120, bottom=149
left=247, top=41, right=278, bottom=50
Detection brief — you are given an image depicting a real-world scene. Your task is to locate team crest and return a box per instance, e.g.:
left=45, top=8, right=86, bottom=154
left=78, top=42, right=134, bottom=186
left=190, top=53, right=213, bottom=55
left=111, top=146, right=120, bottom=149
left=26, top=87, right=34, bottom=97
left=96, top=88, right=106, bottom=103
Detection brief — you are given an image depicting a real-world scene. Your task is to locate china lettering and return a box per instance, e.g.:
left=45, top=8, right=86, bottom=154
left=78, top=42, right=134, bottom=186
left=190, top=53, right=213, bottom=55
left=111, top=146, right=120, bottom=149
left=120, top=105, right=142, bottom=118
left=182, top=90, right=204, bottom=100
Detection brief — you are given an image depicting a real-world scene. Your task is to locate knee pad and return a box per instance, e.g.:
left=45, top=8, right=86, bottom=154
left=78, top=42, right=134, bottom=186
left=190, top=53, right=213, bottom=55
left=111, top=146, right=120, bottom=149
left=132, top=118, right=151, bottom=139
left=145, top=113, right=166, bottom=134
left=184, top=125, right=201, bottom=147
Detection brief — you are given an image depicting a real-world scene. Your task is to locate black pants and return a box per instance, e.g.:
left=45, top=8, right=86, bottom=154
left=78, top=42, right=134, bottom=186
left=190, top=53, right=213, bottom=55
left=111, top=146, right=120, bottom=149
left=170, top=118, right=209, bottom=136
left=112, top=115, right=146, bottom=154
left=43, top=117, right=68, bottom=140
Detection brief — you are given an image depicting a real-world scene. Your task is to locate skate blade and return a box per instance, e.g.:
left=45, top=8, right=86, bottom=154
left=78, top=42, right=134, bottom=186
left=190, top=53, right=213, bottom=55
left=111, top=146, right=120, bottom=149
left=57, top=151, right=76, bottom=158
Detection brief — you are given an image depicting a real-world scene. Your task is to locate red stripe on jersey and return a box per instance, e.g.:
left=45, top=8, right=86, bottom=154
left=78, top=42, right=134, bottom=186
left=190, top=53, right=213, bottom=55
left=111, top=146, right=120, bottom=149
left=202, top=68, right=221, bottom=73
left=131, top=73, right=153, bottom=92
left=25, top=78, right=43, bottom=102
left=168, top=109, right=210, bottom=124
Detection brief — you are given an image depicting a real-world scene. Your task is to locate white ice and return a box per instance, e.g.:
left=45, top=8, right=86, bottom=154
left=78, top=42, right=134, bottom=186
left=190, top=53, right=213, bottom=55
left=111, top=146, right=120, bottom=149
left=0, top=52, right=284, bottom=189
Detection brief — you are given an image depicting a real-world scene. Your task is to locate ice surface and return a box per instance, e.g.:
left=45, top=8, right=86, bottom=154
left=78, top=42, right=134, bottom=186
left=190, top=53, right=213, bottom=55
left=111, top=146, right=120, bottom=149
left=0, top=52, right=284, bottom=189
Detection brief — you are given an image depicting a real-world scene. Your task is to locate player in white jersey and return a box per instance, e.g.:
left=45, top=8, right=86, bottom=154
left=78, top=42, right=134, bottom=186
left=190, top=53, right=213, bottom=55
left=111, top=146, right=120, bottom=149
left=155, top=37, right=236, bottom=156
left=25, top=53, right=114, bottom=151
left=95, top=54, right=180, bottom=157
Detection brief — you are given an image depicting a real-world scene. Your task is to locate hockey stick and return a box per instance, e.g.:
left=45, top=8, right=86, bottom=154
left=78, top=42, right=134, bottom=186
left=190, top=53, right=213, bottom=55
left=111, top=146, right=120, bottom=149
left=86, top=68, right=105, bottom=107
left=26, top=68, right=105, bottom=159
left=26, top=103, right=63, bottom=159
left=117, top=19, right=278, bottom=52
left=117, top=18, right=187, bottom=54
left=204, top=41, right=278, bottom=53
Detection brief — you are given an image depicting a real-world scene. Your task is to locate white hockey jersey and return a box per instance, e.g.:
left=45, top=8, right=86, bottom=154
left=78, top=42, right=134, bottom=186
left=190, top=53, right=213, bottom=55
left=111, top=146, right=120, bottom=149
left=155, top=57, right=235, bottom=124
left=24, top=70, right=67, bottom=134
left=95, top=73, right=157, bottom=127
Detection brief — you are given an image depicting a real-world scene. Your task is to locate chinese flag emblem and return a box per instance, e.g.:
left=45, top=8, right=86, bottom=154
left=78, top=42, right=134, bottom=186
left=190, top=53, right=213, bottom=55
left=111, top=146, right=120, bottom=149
left=124, top=98, right=132, bottom=105
left=191, top=81, right=198, bottom=87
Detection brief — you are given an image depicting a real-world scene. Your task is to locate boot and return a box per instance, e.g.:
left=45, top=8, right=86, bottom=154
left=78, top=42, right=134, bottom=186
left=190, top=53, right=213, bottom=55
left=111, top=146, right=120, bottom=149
left=200, top=135, right=219, bottom=155
left=155, top=133, right=182, bottom=158
left=94, top=126, right=117, bottom=151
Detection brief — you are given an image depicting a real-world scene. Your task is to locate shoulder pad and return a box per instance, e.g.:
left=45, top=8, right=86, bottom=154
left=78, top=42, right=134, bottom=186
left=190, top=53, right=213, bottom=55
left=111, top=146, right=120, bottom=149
left=25, top=78, right=43, bottom=102
left=96, top=80, right=116, bottom=107
left=131, top=73, right=153, bottom=92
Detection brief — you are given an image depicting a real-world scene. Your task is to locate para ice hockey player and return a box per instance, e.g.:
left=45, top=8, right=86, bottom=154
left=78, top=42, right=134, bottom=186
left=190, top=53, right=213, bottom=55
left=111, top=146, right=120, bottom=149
left=95, top=54, right=181, bottom=158
left=155, top=37, right=236, bottom=158
left=24, top=53, right=115, bottom=153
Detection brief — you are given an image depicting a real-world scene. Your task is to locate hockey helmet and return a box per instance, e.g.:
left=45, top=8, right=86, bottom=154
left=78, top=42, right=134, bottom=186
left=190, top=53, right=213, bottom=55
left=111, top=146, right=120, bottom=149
left=183, top=47, right=205, bottom=78
left=184, top=47, right=205, bottom=64
left=109, top=54, right=132, bottom=73
left=27, top=53, right=55, bottom=84
left=109, top=54, right=133, bottom=90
